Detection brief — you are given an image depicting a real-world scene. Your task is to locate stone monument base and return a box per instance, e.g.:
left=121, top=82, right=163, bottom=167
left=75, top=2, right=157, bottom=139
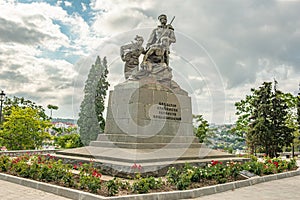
left=56, top=145, right=246, bottom=177
left=57, top=80, right=247, bottom=176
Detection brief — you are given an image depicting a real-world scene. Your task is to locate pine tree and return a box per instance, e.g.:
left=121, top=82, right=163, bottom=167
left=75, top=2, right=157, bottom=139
left=249, top=82, right=273, bottom=155
left=236, top=81, right=295, bottom=156
left=270, top=87, right=294, bottom=156
left=78, top=56, right=109, bottom=146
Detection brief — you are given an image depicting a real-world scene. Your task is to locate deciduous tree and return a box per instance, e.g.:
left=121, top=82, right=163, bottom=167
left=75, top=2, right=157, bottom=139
left=0, top=107, right=51, bottom=150
left=47, top=104, right=59, bottom=119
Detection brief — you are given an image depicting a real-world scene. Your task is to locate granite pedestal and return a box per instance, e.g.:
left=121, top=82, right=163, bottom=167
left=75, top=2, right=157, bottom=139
left=57, top=80, right=243, bottom=176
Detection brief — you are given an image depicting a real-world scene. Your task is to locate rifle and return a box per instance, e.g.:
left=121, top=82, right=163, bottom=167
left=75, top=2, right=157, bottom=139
left=169, top=16, right=175, bottom=27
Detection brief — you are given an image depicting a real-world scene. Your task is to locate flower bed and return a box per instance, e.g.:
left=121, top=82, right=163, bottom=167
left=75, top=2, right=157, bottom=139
left=0, top=154, right=298, bottom=197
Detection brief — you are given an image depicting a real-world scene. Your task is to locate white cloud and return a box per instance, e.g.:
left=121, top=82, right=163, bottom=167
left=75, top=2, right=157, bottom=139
left=81, top=2, right=87, bottom=11
left=64, top=1, right=72, bottom=7
left=1, top=0, right=300, bottom=124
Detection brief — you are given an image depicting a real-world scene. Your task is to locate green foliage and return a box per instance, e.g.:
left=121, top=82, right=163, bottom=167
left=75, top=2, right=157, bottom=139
left=0, top=107, right=51, bottom=150
left=3, top=96, right=48, bottom=120
left=241, top=156, right=298, bottom=176
left=176, top=173, right=191, bottom=190
left=234, top=81, right=296, bottom=156
left=190, top=167, right=205, bottom=182
left=0, top=155, right=10, bottom=172
left=106, top=178, right=120, bottom=196
left=78, top=162, right=102, bottom=193
left=242, top=160, right=264, bottom=175
left=166, top=166, right=180, bottom=184
left=1, top=154, right=75, bottom=186
left=78, top=56, right=109, bottom=146
left=54, top=133, right=83, bottom=149
left=209, top=124, right=246, bottom=152
left=0, top=154, right=106, bottom=193
left=193, top=114, right=214, bottom=143
left=298, top=95, right=300, bottom=129
left=167, top=164, right=199, bottom=189
left=95, top=57, right=110, bottom=131
left=132, top=178, right=150, bottom=194
left=228, top=161, right=242, bottom=180
left=132, top=176, right=162, bottom=194
left=0, top=154, right=298, bottom=196
left=47, top=104, right=59, bottom=118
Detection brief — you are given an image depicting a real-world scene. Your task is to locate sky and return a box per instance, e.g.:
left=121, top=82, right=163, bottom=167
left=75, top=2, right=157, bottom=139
left=0, top=0, right=300, bottom=124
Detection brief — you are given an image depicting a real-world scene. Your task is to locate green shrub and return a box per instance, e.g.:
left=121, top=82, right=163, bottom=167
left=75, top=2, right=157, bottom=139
left=106, top=178, right=119, bottom=196
left=132, top=178, right=150, bottom=194
left=0, top=155, right=11, bottom=172
left=176, top=173, right=191, bottom=190
left=166, top=167, right=180, bottom=184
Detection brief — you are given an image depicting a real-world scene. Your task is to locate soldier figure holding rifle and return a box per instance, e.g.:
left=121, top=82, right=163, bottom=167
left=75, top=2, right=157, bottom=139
left=146, top=14, right=176, bottom=52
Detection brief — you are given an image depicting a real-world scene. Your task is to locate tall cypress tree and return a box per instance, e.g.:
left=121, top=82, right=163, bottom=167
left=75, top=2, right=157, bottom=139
left=95, top=57, right=110, bottom=131
left=298, top=86, right=300, bottom=132
left=78, top=56, right=109, bottom=146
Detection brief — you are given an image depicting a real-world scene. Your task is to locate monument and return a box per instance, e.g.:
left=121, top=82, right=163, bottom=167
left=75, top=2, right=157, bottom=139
left=57, top=14, right=240, bottom=176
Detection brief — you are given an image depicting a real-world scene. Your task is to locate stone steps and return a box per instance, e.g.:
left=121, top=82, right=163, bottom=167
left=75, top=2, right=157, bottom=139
left=89, top=141, right=202, bottom=149
left=56, top=146, right=237, bottom=163
left=55, top=147, right=247, bottom=177
left=96, top=134, right=198, bottom=143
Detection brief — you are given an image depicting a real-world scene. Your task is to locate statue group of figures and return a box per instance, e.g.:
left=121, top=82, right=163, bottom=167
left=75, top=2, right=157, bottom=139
left=120, top=14, right=185, bottom=94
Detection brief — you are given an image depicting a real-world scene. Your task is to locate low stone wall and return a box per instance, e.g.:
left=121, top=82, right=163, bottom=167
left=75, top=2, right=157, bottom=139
left=0, top=149, right=58, bottom=157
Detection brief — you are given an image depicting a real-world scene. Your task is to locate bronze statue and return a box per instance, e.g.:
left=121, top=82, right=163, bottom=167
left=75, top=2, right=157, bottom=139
left=141, top=36, right=170, bottom=72
left=119, top=14, right=186, bottom=94
left=120, top=35, right=144, bottom=79
left=146, top=14, right=176, bottom=50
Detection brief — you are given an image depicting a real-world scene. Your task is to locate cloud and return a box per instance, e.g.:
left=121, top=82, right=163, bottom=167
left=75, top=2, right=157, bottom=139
left=0, top=17, right=53, bottom=45
left=1, top=0, right=300, bottom=124
left=64, top=1, right=72, bottom=7
left=0, top=70, right=29, bottom=83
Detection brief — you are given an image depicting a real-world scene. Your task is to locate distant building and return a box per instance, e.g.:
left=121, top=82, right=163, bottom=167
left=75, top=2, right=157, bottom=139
left=48, top=121, right=78, bottom=136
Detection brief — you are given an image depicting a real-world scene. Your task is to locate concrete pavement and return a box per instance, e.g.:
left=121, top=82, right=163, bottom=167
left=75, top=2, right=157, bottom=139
left=0, top=179, right=71, bottom=200
left=192, top=175, right=300, bottom=200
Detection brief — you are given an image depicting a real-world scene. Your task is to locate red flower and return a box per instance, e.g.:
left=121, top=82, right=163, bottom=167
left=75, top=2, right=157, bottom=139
left=79, top=162, right=83, bottom=166
left=137, top=164, right=142, bottom=170
left=273, top=161, right=279, bottom=168
left=131, top=163, right=143, bottom=170
left=73, top=164, right=77, bottom=170
left=92, top=169, right=101, bottom=178
left=12, top=158, right=20, bottom=164
left=131, top=163, right=138, bottom=169
left=211, top=160, right=221, bottom=166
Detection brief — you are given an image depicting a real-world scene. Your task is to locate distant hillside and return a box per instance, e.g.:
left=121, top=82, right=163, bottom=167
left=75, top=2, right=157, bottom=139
left=51, top=118, right=77, bottom=124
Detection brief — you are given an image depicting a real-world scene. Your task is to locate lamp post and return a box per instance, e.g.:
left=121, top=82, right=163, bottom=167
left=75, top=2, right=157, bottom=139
left=0, top=90, right=5, bottom=123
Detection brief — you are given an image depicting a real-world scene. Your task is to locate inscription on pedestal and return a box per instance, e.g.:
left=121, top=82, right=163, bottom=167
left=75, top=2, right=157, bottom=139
left=153, top=101, right=181, bottom=121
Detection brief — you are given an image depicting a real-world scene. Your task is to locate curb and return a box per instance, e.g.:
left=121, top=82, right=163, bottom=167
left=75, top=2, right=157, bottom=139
left=1, top=169, right=300, bottom=200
